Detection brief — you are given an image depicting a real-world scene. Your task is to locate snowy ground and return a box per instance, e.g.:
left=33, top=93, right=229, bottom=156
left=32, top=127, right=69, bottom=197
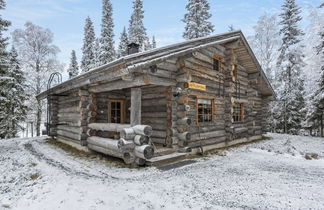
left=1, top=133, right=324, bottom=210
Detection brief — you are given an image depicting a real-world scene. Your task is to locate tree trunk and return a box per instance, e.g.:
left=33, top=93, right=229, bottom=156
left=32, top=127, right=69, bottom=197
left=36, top=98, right=42, bottom=136
left=36, top=61, right=41, bottom=136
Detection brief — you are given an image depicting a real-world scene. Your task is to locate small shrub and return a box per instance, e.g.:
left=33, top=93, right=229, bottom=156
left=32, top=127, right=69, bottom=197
left=30, top=173, right=40, bottom=180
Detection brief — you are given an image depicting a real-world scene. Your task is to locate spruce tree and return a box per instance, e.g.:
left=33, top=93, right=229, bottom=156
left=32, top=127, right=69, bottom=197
left=94, top=38, right=101, bottom=67
left=276, top=0, right=306, bottom=134
left=152, top=36, right=156, bottom=48
left=6, top=47, right=28, bottom=138
left=81, top=16, right=95, bottom=72
left=0, top=0, right=12, bottom=138
left=67, top=50, right=79, bottom=79
left=128, top=0, right=148, bottom=51
left=99, top=0, right=115, bottom=65
left=310, top=5, right=324, bottom=135
left=144, top=37, right=152, bottom=51
left=182, top=0, right=214, bottom=40
left=0, top=0, right=10, bottom=76
left=117, top=27, right=128, bottom=58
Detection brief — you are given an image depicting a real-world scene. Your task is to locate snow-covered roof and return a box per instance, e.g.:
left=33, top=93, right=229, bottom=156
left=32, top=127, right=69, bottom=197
left=37, top=30, right=275, bottom=100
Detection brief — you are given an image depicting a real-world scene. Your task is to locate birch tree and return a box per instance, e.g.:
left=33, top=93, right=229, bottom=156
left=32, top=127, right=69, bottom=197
left=12, top=22, right=61, bottom=136
left=249, top=13, right=280, bottom=84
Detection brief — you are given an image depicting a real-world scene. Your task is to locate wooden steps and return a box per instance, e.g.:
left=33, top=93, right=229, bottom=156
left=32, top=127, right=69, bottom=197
left=146, top=152, right=188, bottom=166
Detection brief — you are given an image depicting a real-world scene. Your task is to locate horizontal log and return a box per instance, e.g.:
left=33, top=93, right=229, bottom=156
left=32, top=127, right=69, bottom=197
left=191, top=130, right=226, bottom=142
left=152, top=130, right=166, bottom=138
left=120, top=128, right=136, bottom=140
left=188, top=136, right=227, bottom=147
left=57, top=125, right=84, bottom=134
left=132, top=125, right=153, bottom=136
left=151, top=137, right=166, bottom=144
left=87, top=136, right=124, bottom=158
left=141, top=112, right=167, bottom=118
left=178, top=132, right=191, bottom=141
left=88, top=144, right=124, bottom=159
left=177, top=118, right=192, bottom=126
left=57, top=130, right=84, bottom=141
left=88, top=123, right=131, bottom=132
left=177, top=104, right=190, bottom=111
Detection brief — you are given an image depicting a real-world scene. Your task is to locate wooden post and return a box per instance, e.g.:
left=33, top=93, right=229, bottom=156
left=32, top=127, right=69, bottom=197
left=131, top=88, right=141, bottom=126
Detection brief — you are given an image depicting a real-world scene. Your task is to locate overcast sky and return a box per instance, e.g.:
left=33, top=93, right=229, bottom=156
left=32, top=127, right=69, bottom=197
left=3, top=0, right=322, bottom=69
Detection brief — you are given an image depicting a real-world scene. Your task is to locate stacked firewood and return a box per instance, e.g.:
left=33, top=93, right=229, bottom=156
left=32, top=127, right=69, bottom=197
left=118, top=125, right=154, bottom=166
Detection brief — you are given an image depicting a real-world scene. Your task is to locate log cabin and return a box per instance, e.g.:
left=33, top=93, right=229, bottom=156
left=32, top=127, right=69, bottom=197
left=37, top=31, right=275, bottom=166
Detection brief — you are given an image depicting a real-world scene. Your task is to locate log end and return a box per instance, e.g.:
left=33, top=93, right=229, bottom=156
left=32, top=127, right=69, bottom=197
left=143, top=145, right=154, bottom=159
left=143, top=126, right=153, bottom=137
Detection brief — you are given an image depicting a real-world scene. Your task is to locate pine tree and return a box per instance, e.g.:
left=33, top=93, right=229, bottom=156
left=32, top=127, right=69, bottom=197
left=182, top=0, right=214, bottom=40
left=117, top=27, right=128, bottom=58
left=67, top=50, right=79, bottom=79
left=99, top=0, right=115, bottom=65
left=128, top=0, right=148, bottom=51
left=94, top=38, right=101, bottom=67
left=81, top=17, right=95, bottom=72
left=152, top=36, right=156, bottom=48
left=276, top=0, right=306, bottom=134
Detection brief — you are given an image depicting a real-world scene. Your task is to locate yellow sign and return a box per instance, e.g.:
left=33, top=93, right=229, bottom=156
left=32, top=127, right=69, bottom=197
left=184, top=82, right=206, bottom=91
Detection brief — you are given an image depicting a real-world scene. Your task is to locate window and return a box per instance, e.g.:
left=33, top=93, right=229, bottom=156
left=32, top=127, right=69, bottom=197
left=108, top=100, right=125, bottom=123
left=197, top=98, right=214, bottom=123
left=233, top=103, right=244, bottom=122
left=213, top=56, right=221, bottom=71
left=232, top=64, right=238, bottom=79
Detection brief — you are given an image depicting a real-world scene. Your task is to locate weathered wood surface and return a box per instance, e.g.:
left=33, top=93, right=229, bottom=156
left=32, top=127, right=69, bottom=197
left=88, top=123, right=131, bottom=132
left=131, top=88, right=142, bottom=126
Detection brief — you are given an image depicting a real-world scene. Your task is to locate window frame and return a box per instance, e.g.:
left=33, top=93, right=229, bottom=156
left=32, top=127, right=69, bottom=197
left=232, top=64, right=238, bottom=80
left=107, top=99, right=125, bottom=124
left=196, top=97, right=215, bottom=125
left=232, top=102, right=244, bottom=123
left=213, top=56, right=222, bottom=72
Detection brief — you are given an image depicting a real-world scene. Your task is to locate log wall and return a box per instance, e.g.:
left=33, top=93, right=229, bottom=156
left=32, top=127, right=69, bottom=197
left=55, top=89, right=88, bottom=145
left=52, top=44, right=271, bottom=150
left=140, top=86, right=168, bottom=145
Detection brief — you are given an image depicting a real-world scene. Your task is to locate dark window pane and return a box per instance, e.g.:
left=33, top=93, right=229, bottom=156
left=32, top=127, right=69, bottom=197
left=213, top=59, right=219, bottom=71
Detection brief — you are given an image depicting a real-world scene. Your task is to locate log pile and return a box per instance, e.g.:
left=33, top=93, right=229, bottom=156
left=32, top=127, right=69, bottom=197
left=86, top=123, right=154, bottom=166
